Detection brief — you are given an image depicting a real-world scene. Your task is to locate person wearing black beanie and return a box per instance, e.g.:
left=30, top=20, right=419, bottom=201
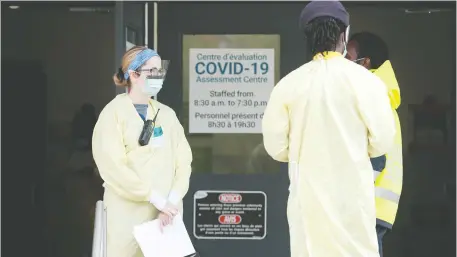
left=262, top=2, right=395, bottom=257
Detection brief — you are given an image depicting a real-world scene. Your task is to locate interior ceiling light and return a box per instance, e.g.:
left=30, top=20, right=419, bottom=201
left=404, top=8, right=453, bottom=14
left=9, top=5, right=20, bottom=9
left=69, top=7, right=111, bottom=13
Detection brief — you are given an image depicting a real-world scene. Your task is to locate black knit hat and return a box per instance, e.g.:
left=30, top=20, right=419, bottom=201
left=299, top=1, right=349, bottom=31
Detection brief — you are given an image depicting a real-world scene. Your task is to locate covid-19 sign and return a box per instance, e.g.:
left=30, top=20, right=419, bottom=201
left=189, top=48, right=275, bottom=134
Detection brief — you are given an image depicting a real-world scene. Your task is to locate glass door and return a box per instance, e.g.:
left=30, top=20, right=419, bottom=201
left=154, top=3, right=291, bottom=257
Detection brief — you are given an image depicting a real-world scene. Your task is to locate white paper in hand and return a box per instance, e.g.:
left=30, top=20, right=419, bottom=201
left=133, top=215, right=196, bottom=257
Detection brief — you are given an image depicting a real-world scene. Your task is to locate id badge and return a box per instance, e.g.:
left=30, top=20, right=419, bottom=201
left=150, top=127, right=164, bottom=147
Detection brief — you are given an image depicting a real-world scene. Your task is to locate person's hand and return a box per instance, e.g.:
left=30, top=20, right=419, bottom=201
left=160, top=202, right=179, bottom=217
left=149, top=193, right=178, bottom=216
left=158, top=212, right=173, bottom=233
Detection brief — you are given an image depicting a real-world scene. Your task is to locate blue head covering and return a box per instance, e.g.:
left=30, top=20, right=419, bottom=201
left=124, top=49, right=159, bottom=80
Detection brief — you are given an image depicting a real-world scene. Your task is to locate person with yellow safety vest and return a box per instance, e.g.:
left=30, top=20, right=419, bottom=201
left=346, top=32, right=403, bottom=257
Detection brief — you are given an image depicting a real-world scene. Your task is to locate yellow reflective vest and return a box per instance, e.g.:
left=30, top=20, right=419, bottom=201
left=371, top=61, right=403, bottom=229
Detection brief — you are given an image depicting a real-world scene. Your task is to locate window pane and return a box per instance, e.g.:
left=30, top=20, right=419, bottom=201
left=126, top=26, right=137, bottom=45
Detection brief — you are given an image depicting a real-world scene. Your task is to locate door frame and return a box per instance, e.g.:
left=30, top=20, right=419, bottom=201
left=114, top=1, right=150, bottom=95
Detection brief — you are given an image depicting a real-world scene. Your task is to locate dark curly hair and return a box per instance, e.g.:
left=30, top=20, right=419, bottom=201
left=303, top=16, right=347, bottom=57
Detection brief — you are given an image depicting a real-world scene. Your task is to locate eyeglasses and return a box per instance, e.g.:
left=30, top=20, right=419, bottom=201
left=137, top=68, right=167, bottom=77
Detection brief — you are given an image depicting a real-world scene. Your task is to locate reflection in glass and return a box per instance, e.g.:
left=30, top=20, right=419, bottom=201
left=247, top=143, right=280, bottom=174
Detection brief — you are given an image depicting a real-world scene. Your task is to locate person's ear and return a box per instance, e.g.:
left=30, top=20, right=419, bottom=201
left=128, top=70, right=137, bottom=79
left=361, top=58, right=372, bottom=69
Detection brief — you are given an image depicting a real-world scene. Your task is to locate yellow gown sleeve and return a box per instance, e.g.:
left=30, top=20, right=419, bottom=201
left=262, top=82, right=290, bottom=162
left=169, top=112, right=193, bottom=202
left=357, top=75, right=396, bottom=158
left=92, top=107, right=151, bottom=202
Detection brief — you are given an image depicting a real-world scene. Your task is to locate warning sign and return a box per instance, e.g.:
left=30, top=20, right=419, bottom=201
left=193, top=190, right=267, bottom=240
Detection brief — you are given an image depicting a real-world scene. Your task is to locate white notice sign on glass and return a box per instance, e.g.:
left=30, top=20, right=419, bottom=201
left=188, top=48, right=275, bottom=134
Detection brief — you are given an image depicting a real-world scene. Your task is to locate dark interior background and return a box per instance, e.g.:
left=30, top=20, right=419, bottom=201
left=155, top=2, right=456, bottom=257
left=1, top=1, right=456, bottom=257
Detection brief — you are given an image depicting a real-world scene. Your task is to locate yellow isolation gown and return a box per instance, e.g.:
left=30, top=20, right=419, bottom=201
left=262, top=52, right=396, bottom=257
left=92, top=93, right=192, bottom=257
